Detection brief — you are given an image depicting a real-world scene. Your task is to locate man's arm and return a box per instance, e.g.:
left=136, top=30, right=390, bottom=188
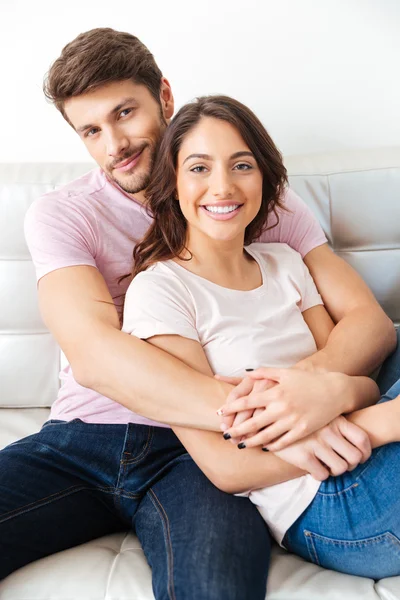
left=38, top=265, right=229, bottom=430
left=301, top=244, right=396, bottom=376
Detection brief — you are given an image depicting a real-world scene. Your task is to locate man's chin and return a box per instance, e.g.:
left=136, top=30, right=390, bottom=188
left=110, top=170, right=152, bottom=195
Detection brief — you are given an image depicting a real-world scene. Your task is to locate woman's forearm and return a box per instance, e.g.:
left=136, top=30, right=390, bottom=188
left=173, top=426, right=304, bottom=494
left=346, top=397, right=400, bottom=449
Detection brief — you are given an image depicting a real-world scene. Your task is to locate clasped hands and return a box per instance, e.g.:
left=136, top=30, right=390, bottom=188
left=216, top=367, right=372, bottom=481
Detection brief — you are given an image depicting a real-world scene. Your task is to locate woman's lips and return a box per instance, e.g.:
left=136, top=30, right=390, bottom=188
left=114, top=149, right=144, bottom=173
left=200, top=204, right=243, bottom=221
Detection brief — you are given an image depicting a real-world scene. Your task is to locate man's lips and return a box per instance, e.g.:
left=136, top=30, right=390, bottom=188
left=113, top=149, right=144, bottom=172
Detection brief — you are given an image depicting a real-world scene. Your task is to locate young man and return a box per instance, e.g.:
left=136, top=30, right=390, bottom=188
left=0, top=28, right=396, bottom=598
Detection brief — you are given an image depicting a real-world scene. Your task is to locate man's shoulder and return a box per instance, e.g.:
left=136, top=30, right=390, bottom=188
left=40, top=167, right=107, bottom=205
left=26, top=168, right=113, bottom=226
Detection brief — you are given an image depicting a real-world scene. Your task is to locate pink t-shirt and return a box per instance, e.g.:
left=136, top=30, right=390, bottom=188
left=24, top=167, right=327, bottom=426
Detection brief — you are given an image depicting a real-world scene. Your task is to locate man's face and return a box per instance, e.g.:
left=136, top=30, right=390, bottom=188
left=64, top=79, right=173, bottom=196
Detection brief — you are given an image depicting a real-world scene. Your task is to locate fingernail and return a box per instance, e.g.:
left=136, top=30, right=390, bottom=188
left=262, top=448, right=269, bottom=452
left=223, top=433, right=231, bottom=440
left=245, top=368, right=254, bottom=372
left=238, top=442, right=246, bottom=449
left=216, top=409, right=224, bottom=416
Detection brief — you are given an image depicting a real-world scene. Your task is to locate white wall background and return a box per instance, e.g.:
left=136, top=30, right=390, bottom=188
left=1, top=0, right=399, bottom=162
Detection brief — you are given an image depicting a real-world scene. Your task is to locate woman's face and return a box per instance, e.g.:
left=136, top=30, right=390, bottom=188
left=176, top=117, right=263, bottom=243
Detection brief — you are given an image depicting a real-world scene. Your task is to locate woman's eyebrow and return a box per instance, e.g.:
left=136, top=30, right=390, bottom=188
left=230, top=151, right=254, bottom=160
left=182, top=151, right=254, bottom=165
left=183, top=153, right=212, bottom=165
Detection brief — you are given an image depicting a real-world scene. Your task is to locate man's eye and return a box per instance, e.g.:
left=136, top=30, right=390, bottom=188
left=86, top=128, right=99, bottom=138
left=120, top=108, right=132, bottom=118
left=190, top=166, right=207, bottom=173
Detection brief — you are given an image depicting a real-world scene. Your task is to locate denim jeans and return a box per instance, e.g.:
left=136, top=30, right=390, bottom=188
left=283, top=374, right=400, bottom=579
left=0, top=421, right=270, bottom=598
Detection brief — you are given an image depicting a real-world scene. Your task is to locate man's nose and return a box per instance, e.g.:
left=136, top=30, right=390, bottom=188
left=105, top=130, right=129, bottom=158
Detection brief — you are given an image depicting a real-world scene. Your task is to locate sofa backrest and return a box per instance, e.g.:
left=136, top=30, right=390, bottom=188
left=1, top=149, right=399, bottom=408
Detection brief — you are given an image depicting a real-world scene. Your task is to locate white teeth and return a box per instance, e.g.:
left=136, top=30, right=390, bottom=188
left=204, top=204, right=240, bottom=214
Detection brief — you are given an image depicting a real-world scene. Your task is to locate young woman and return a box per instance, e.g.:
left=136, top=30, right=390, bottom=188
left=122, top=95, right=400, bottom=579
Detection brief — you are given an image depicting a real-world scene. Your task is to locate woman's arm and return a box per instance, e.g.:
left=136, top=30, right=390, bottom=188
left=146, top=333, right=370, bottom=493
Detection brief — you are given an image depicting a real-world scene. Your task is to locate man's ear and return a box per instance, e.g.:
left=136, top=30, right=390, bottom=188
left=160, top=77, right=174, bottom=120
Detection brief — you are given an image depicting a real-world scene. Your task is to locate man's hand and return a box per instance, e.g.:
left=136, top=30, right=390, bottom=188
left=274, top=416, right=372, bottom=481
left=218, top=367, right=355, bottom=450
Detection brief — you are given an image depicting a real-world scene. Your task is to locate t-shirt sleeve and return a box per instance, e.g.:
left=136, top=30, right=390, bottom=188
left=298, top=258, right=324, bottom=312
left=24, top=193, right=98, bottom=282
left=122, top=269, right=200, bottom=342
left=259, top=187, right=327, bottom=258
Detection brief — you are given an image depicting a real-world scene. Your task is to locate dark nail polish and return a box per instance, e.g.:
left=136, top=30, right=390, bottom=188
left=238, top=442, right=246, bottom=449
left=262, top=448, right=269, bottom=452
left=245, top=368, right=254, bottom=372
left=223, top=433, right=231, bottom=440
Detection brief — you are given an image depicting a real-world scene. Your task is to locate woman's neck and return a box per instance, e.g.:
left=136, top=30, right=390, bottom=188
left=174, top=228, right=262, bottom=291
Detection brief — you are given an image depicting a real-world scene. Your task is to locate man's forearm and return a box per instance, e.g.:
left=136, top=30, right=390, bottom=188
left=75, top=324, right=230, bottom=431
left=297, top=306, right=396, bottom=376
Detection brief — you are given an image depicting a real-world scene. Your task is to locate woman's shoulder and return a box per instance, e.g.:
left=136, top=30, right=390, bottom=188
left=125, top=261, right=193, bottom=303
left=248, top=241, right=302, bottom=262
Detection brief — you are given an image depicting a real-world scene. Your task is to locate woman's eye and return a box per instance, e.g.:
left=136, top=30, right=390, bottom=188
left=190, top=166, right=207, bottom=173
left=234, top=163, right=252, bottom=171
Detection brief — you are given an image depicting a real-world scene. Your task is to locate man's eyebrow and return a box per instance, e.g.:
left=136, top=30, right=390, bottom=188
left=76, top=97, right=138, bottom=134
left=182, top=151, right=255, bottom=165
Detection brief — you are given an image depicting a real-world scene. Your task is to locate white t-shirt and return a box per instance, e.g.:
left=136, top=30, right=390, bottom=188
left=122, top=242, right=323, bottom=544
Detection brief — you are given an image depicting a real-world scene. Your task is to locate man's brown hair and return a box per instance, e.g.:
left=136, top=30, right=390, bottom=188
left=43, top=28, right=163, bottom=122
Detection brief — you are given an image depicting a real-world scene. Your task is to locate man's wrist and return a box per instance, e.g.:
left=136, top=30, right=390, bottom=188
left=346, top=376, right=380, bottom=413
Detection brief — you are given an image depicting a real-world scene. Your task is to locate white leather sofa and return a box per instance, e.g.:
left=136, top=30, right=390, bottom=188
left=1, top=149, right=400, bottom=600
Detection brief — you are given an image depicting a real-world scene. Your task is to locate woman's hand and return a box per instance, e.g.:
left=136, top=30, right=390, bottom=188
left=273, top=416, right=372, bottom=481
left=217, top=367, right=358, bottom=450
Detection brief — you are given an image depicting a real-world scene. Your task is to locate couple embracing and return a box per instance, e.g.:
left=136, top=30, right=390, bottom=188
left=2, top=27, right=400, bottom=598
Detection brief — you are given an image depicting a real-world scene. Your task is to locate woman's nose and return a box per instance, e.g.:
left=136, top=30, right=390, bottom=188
left=210, top=169, right=234, bottom=198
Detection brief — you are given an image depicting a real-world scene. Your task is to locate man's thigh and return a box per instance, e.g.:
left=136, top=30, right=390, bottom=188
left=0, top=421, right=125, bottom=580
left=134, top=454, right=270, bottom=600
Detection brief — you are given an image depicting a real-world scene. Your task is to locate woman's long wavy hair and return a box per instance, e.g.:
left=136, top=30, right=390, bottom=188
left=131, top=95, right=288, bottom=279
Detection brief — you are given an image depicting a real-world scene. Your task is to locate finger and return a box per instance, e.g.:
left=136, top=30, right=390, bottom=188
left=303, top=456, right=330, bottom=481
left=214, top=375, right=243, bottom=386
left=247, top=367, right=284, bottom=382
left=218, top=391, right=274, bottom=416
left=266, top=424, right=310, bottom=451
left=314, top=445, right=348, bottom=477
left=233, top=420, right=291, bottom=449
left=225, top=410, right=275, bottom=440
left=224, top=377, right=254, bottom=405
left=220, top=413, right=235, bottom=431
left=322, top=429, right=363, bottom=471
left=337, top=418, right=372, bottom=463
left=228, top=409, right=254, bottom=444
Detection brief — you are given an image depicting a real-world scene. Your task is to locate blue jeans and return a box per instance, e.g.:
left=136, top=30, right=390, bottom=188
left=284, top=374, right=400, bottom=579
left=0, top=420, right=270, bottom=598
